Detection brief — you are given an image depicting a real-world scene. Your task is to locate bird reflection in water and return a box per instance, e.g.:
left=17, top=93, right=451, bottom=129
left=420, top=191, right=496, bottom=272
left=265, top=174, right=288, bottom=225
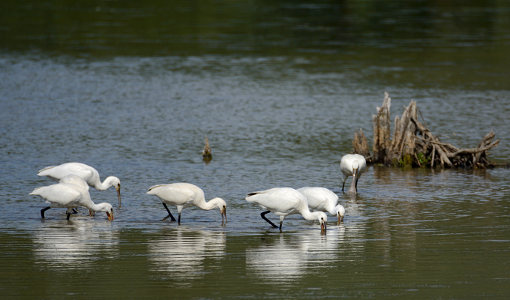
left=147, top=227, right=225, bottom=284
left=245, top=228, right=345, bottom=285
left=33, top=220, right=119, bottom=269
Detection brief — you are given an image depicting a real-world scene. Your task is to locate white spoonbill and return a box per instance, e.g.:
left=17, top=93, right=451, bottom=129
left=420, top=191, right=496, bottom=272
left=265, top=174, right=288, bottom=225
left=30, top=175, right=114, bottom=221
left=146, top=183, right=227, bottom=225
left=245, top=187, right=327, bottom=233
left=37, top=162, right=122, bottom=207
left=297, top=187, right=345, bottom=225
left=340, top=154, right=367, bottom=194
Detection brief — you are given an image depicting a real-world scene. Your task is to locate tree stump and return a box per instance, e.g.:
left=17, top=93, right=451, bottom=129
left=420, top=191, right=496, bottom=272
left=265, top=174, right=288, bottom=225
left=351, top=92, right=499, bottom=169
left=372, top=92, right=392, bottom=163
left=202, top=137, right=212, bottom=163
left=353, top=129, right=371, bottom=162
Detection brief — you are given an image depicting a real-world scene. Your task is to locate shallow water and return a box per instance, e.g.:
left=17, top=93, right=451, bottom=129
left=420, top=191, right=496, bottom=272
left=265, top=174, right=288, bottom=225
left=1, top=1, right=510, bottom=298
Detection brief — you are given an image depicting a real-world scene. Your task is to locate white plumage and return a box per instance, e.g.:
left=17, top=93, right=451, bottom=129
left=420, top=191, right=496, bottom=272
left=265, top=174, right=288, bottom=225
left=30, top=175, right=114, bottom=221
left=340, top=154, right=367, bottom=194
left=297, top=187, right=345, bottom=224
left=146, top=182, right=227, bottom=225
left=245, top=187, right=327, bottom=233
left=37, top=162, right=122, bottom=207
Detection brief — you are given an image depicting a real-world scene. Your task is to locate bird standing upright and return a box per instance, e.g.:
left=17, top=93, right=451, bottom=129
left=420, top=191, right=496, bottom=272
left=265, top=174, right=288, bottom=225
left=340, top=154, right=367, bottom=194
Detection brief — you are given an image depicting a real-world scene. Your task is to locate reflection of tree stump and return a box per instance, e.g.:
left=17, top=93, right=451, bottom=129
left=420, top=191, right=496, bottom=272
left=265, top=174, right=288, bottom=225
left=352, top=92, right=499, bottom=169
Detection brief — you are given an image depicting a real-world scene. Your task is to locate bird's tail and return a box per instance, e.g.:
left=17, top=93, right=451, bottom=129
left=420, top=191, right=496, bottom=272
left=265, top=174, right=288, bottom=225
left=245, top=191, right=263, bottom=202
left=29, top=186, right=46, bottom=196
left=147, top=184, right=165, bottom=194
left=37, top=165, right=55, bottom=176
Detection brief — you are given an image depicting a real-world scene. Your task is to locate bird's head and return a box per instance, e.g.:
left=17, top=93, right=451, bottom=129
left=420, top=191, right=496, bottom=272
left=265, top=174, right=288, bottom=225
left=318, top=212, right=328, bottom=234
left=106, top=176, right=121, bottom=208
left=96, top=203, right=114, bottom=221
left=213, top=198, right=227, bottom=224
left=335, top=205, right=345, bottom=225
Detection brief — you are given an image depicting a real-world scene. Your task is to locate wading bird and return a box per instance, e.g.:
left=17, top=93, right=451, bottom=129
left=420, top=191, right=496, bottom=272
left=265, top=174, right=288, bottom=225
left=297, top=187, right=345, bottom=224
left=30, top=175, right=114, bottom=221
left=146, top=182, right=227, bottom=225
left=245, top=187, right=327, bottom=233
left=37, top=162, right=122, bottom=207
left=340, top=154, right=367, bottom=194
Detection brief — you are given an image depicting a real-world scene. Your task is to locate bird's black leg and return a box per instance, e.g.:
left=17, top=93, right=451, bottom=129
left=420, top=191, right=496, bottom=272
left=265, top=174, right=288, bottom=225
left=66, top=211, right=71, bottom=221
left=342, top=179, right=346, bottom=192
left=161, top=203, right=176, bottom=222
left=178, top=213, right=181, bottom=225
left=260, top=211, right=278, bottom=228
left=40, top=207, right=50, bottom=219
left=279, top=221, right=283, bottom=232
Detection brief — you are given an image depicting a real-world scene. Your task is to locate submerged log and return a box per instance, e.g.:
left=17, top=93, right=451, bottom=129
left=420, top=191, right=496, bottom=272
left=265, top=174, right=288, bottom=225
left=352, top=92, right=499, bottom=169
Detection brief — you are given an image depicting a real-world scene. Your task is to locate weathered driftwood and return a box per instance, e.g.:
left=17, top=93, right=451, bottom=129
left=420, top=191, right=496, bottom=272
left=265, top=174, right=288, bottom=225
left=352, top=92, right=499, bottom=169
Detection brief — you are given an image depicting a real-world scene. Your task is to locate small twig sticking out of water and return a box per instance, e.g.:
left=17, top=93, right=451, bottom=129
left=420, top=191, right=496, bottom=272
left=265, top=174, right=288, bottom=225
left=202, top=136, right=212, bottom=163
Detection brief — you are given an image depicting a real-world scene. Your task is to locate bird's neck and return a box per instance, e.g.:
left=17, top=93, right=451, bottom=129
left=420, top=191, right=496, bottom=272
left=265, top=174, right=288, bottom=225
left=79, top=193, right=95, bottom=209
left=298, top=201, right=318, bottom=221
left=348, top=174, right=357, bottom=194
left=88, top=202, right=102, bottom=212
left=301, top=209, right=322, bottom=221
left=95, top=176, right=114, bottom=190
left=88, top=202, right=109, bottom=212
left=333, top=205, right=344, bottom=216
left=325, top=200, right=338, bottom=215
left=194, top=197, right=217, bottom=210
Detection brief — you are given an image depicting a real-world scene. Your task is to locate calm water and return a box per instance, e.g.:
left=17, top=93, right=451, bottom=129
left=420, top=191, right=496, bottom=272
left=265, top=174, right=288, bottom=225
left=1, top=1, right=510, bottom=298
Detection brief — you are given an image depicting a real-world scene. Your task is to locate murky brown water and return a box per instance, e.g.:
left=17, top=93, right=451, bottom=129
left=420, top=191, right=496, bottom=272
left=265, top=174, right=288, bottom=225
left=1, top=0, right=510, bottom=298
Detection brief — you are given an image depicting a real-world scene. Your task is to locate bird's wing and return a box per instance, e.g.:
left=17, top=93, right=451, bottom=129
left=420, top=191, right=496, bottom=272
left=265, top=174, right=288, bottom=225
left=64, top=164, right=95, bottom=181
left=166, top=185, right=196, bottom=203
left=308, top=188, right=338, bottom=211
left=246, top=188, right=300, bottom=213
left=147, top=184, right=196, bottom=205
left=30, top=184, right=82, bottom=206
left=340, top=156, right=353, bottom=176
left=357, top=156, right=368, bottom=173
left=59, top=175, right=90, bottom=191
left=37, top=163, right=94, bottom=182
left=297, top=187, right=323, bottom=209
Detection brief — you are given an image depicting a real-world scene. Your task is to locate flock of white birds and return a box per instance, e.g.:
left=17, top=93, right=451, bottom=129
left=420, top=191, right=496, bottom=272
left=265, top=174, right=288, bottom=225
left=30, top=154, right=367, bottom=233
